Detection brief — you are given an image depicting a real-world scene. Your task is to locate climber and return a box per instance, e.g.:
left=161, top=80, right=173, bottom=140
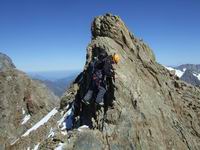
left=82, top=53, right=120, bottom=106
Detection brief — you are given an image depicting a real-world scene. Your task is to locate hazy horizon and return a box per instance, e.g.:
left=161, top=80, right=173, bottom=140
left=27, top=69, right=80, bottom=81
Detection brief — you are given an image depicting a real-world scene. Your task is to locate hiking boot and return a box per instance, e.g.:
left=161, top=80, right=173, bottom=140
left=82, top=99, right=90, bottom=105
left=97, top=101, right=104, bottom=106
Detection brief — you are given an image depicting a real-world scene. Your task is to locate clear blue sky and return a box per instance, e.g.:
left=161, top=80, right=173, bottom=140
left=0, top=0, right=200, bottom=72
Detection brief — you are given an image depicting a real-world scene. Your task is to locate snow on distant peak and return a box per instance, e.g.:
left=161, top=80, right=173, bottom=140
left=197, top=74, right=200, bottom=80
left=22, top=108, right=58, bottom=137
left=165, top=66, right=184, bottom=78
left=193, top=73, right=200, bottom=81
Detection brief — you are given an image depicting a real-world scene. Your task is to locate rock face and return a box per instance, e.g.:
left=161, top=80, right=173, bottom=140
left=0, top=52, right=15, bottom=71
left=0, top=53, right=59, bottom=149
left=58, top=14, right=200, bottom=150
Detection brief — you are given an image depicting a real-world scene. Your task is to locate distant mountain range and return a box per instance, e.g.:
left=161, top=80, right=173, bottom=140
left=27, top=70, right=79, bottom=96
left=166, top=64, right=200, bottom=86
left=175, top=64, right=200, bottom=73
left=28, top=70, right=80, bottom=81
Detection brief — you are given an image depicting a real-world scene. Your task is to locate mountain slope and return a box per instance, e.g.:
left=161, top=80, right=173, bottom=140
left=37, top=75, right=76, bottom=97
left=28, top=71, right=78, bottom=96
left=0, top=53, right=59, bottom=149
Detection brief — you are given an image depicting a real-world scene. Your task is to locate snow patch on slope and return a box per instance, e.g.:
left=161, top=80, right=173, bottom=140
left=21, top=114, right=31, bottom=125
left=22, top=108, right=26, bottom=115
left=33, top=143, right=40, bottom=150
left=11, top=138, right=19, bottom=145
left=57, top=105, right=74, bottom=130
left=48, top=127, right=55, bottom=138
left=22, top=108, right=58, bottom=137
left=54, top=143, right=65, bottom=150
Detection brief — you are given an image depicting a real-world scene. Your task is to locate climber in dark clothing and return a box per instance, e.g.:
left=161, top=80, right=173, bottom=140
left=82, top=53, right=120, bottom=106
left=65, top=52, right=120, bottom=130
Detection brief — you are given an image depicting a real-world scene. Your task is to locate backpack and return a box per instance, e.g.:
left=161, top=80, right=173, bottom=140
left=93, top=69, right=103, bottom=87
left=102, top=56, right=114, bottom=77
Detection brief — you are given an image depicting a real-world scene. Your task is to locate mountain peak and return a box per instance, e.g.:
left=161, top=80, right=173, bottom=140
left=90, top=14, right=155, bottom=64
left=0, top=52, right=16, bottom=71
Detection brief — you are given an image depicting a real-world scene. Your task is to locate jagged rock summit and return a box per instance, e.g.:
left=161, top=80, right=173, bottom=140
left=0, top=52, right=15, bottom=71
left=58, top=13, right=200, bottom=150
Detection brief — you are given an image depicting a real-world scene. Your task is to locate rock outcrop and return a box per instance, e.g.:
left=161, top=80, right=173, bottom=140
left=0, top=53, right=59, bottom=149
left=0, top=52, right=15, bottom=71
left=58, top=14, right=200, bottom=150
